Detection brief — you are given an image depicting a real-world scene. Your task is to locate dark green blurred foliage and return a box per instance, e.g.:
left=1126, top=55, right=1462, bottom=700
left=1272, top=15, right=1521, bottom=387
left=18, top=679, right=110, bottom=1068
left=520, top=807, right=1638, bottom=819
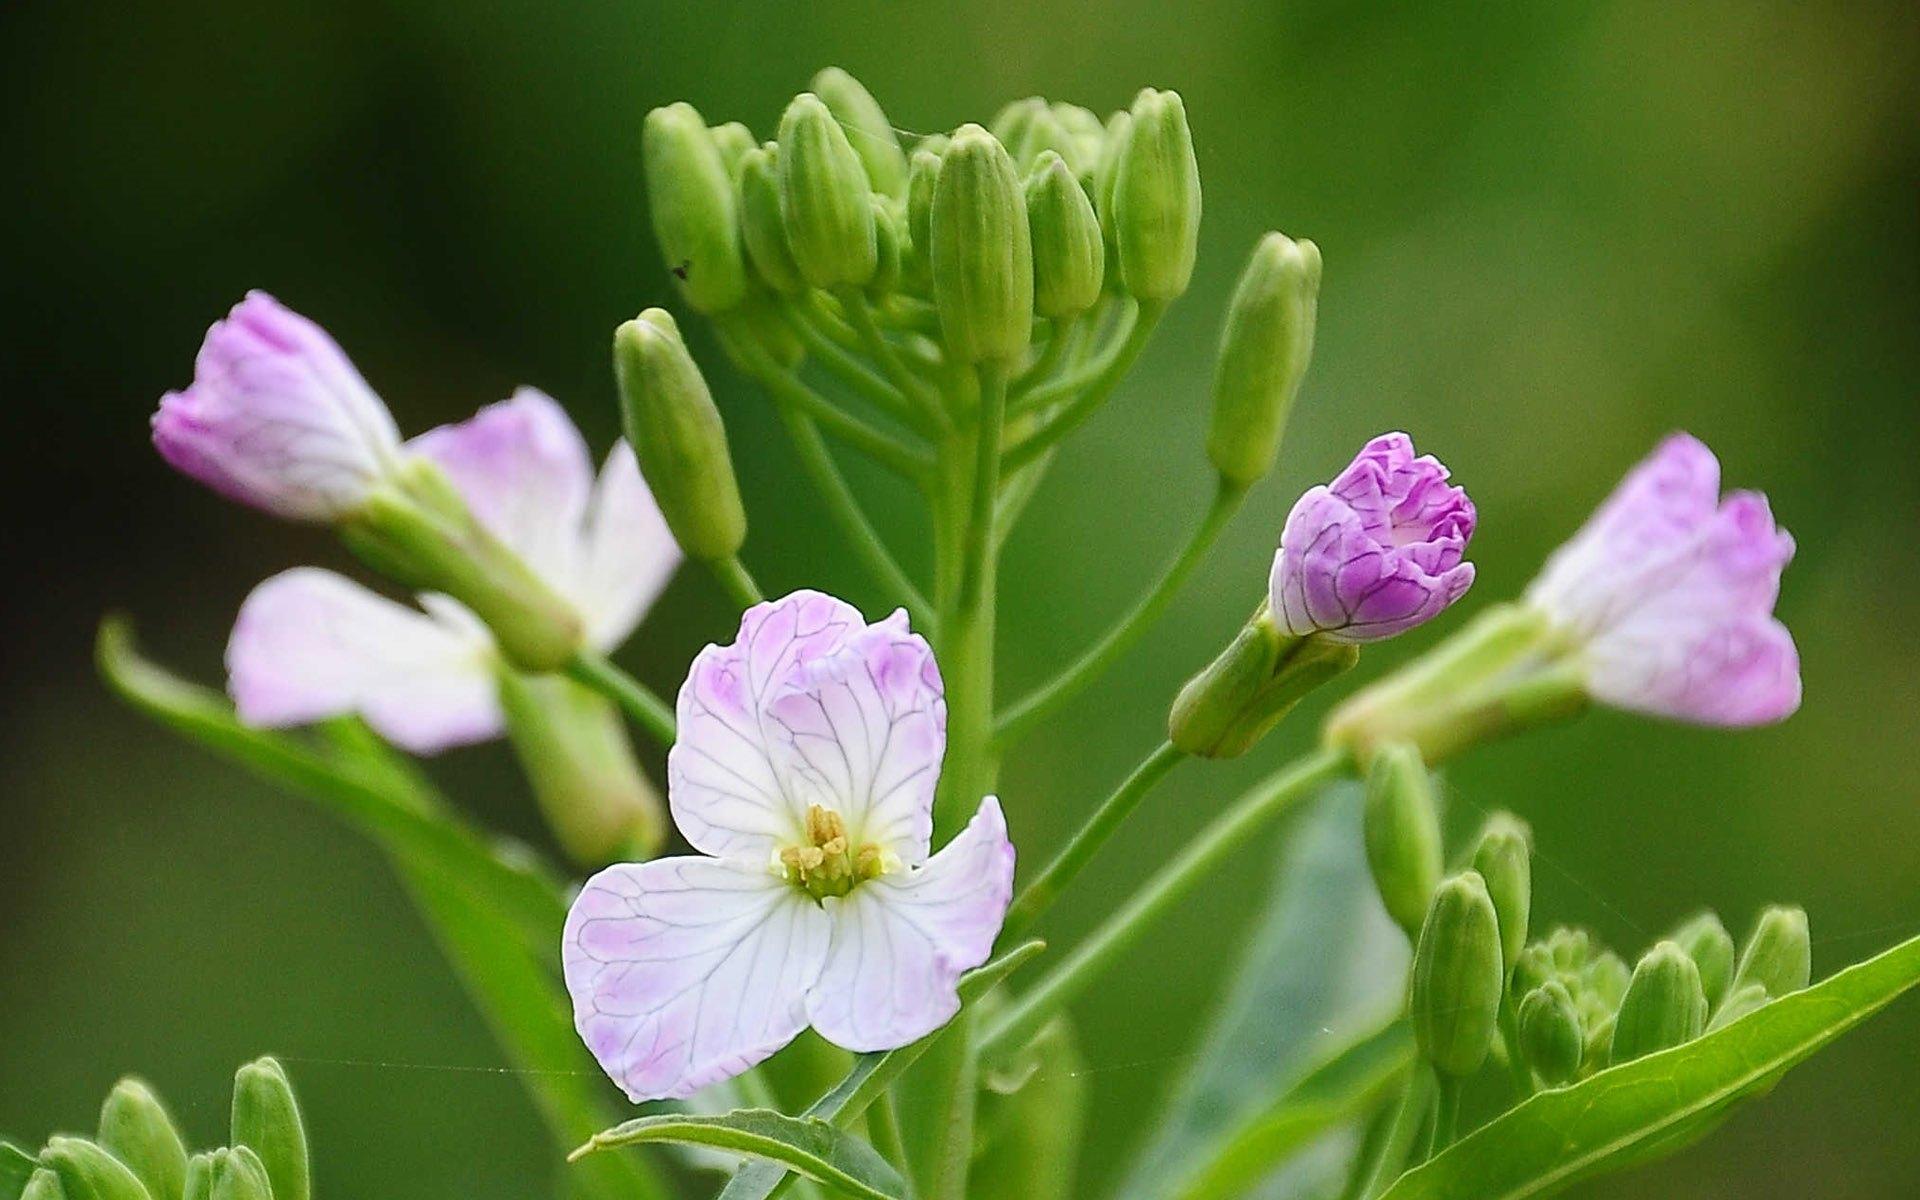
left=2, top=1, right=1916, bottom=1197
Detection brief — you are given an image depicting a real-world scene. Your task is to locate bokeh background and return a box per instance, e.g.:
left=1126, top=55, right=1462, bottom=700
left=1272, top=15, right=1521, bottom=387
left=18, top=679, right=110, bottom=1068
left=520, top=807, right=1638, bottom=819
left=4, top=1, right=1917, bottom=1195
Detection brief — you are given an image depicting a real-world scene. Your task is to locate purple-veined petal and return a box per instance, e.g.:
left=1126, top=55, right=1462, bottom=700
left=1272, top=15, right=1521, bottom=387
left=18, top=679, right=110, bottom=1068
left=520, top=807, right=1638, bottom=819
left=153, top=292, right=402, bottom=520
left=408, top=388, right=593, bottom=588
left=762, top=611, right=944, bottom=864
left=1269, top=433, right=1476, bottom=643
left=667, top=591, right=874, bottom=860
left=226, top=568, right=500, bottom=753
left=574, top=441, right=682, bottom=649
left=805, top=797, right=1014, bottom=1052
left=563, top=856, right=831, bottom=1101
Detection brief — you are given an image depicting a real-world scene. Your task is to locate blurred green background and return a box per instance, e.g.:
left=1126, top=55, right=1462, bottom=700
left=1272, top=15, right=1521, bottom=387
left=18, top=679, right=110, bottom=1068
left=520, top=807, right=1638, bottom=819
left=4, top=0, right=1917, bottom=1195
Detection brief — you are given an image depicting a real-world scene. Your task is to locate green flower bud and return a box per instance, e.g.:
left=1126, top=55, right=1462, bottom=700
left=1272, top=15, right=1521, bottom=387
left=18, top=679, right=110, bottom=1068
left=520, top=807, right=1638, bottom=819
left=98, top=1079, right=187, bottom=1200
left=499, top=671, right=666, bottom=865
left=989, top=97, right=1048, bottom=154
left=1583, top=948, right=1632, bottom=1009
left=1509, top=940, right=1556, bottom=1002
left=1361, top=742, right=1443, bottom=937
left=710, top=121, right=757, bottom=183
left=903, top=149, right=941, bottom=288
left=1411, top=871, right=1505, bottom=1078
left=869, top=197, right=904, bottom=298
left=1051, top=103, right=1107, bottom=175
left=914, top=132, right=951, bottom=159
left=231, top=1057, right=307, bottom=1200
left=1518, top=980, right=1584, bottom=1087
left=1011, top=105, right=1076, bottom=174
left=642, top=102, right=748, bottom=314
left=931, top=125, right=1033, bottom=363
left=1168, top=608, right=1360, bottom=758
left=1706, top=981, right=1771, bottom=1032
left=1113, top=88, right=1201, bottom=301
left=1608, top=941, right=1708, bottom=1065
left=811, top=67, right=909, bottom=198
left=340, top=459, right=585, bottom=672
left=777, top=92, right=877, bottom=289
left=23, top=1169, right=68, bottom=1200
left=1206, top=232, right=1320, bottom=487
left=1470, top=812, right=1532, bottom=979
left=1025, top=152, right=1104, bottom=320
left=181, top=1156, right=211, bottom=1200
left=1732, top=905, right=1811, bottom=999
left=206, top=1149, right=271, bottom=1200
left=613, top=310, right=748, bottom=561
left=720, top=289, right=807, bottom=373
left=1668, top=911, right=1737, bottom=1010
left=42, top=1137, right=152, bottom=1200
left=738, top=145, right=805, bottom=295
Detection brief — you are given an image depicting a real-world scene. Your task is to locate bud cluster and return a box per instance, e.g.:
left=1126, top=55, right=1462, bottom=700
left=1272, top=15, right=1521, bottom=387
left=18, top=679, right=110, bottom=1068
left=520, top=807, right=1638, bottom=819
left=9, top=1058, right=310, bottom=1200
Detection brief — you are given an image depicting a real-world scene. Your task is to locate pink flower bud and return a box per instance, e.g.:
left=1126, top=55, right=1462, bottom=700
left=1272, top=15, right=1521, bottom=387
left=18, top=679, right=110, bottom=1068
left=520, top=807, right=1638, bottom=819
left=1270, top=432, right=1476, bottom=643
left=152, top=291, right=402, bottom=520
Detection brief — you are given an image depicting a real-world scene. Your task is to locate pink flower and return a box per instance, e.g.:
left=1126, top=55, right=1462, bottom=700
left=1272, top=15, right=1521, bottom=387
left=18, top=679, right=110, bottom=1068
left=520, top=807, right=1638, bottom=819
left=1270, top=432, right=1476, bottom=643
left=153, top=292, right=404, bottom=520
left=1526, top=433, right=1798, bottom=725
left=226, top=390, right=680, bottom=752
left=563, top=590, right=1016, bottom=1101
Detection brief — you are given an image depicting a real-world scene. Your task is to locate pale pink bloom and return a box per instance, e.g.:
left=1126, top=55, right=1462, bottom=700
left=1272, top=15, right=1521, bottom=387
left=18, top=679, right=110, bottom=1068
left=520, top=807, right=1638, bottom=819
left=563, top=590, right=1015, bottom=1102
left=1270, top=432, right=1476, bottom=643
left=226, top=390, right=679, bottom=752
left=153, top=291, right=404, bottom=520
left=1526, top=433, right=1798, bottom=725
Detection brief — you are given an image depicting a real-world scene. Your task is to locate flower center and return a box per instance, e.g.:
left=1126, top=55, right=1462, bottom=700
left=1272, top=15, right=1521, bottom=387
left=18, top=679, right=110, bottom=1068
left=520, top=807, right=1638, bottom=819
left=778, top=805, right=889, bottom=901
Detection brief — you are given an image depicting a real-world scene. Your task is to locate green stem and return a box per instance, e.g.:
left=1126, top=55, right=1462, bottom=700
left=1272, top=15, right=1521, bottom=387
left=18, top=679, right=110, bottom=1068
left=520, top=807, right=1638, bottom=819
left=788, top=307, right=942, bottom=435
left=1498, top=998, right=1533, bottom=1100
left=708, top=555, right=764, bottom=611
left=1000, top=741, right=1187, bottom=941
left=1002, top=300, right=1163, bottom=469
left=1354, top=1065, right=1435, bottom=1200
left=1009, top=316, right=1075, bottom=399
left=932, top=363, right=1007, bottom=838
left=866, top=1090, right=911, bottom=1184
left=773, top=405, right=936, bottom=634
left=1009, top=304, right=1135, bottom=415
left=996, top=479, right=1246, bottom=749
left=564, top=650, right=675, bottom=748
left=1425, top=1075, right=1461, bottom=1160
left=841, top=288, right=942, bottom=416
left=751, top=359, right=933, bottom=481
left=979, top=747, right=1349, bottom=1060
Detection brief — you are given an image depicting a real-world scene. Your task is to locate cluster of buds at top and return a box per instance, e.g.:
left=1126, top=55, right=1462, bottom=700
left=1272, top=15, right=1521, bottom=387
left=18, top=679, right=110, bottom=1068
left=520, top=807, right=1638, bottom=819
left=1407, top=814, right=1533, bottom=1080
left=9, top=1057, right=310, bottom=1200
left=1507, top=905, right=1811, bottom=1090
left=642, top=72, right=1204, bottom=351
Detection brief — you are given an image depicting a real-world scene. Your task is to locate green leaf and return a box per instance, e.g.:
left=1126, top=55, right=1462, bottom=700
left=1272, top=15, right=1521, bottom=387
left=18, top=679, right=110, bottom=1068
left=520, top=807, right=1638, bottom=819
left=1119, top=784, right=1408, bottom=1200
left=572, top=1110, right=906, bottom=1200
left=1167, top=1021, right=1414, bottom=1200
left=99, top=620, right=668, bottom=1200
left=717, top=940, right=1046, bottom=1200
left=98, top=617, right=566, bottom=961
left=1380, top=930, right=1920, bottom=1200
left=1, top=1142, right=37, bottom=1200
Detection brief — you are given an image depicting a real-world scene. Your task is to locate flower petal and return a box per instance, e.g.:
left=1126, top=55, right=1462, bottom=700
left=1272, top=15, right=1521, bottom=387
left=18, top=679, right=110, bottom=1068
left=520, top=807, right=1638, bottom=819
left=573, top=441, right=682, bottom=649
left=762, top=611, right=944, bottom=863
left=805, top=797, right=1015, bottom=1053
left=226, top=568, right=500, bottom=753
left=407, top=388, right=594, bottom=588
left=153, top=291, right=401, bottom=520
left=668, top=591, right=871, bottom=859
left=563, top=856, right=831, bottom=1101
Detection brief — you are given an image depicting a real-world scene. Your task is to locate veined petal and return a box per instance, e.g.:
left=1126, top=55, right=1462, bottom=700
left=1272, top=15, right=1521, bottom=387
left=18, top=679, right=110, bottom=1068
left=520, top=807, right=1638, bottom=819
left=668, top=591, right=871, bottom=859
left=408, top=388, right=594, bottom=587
left=563, top=856, right=831, bottom=1101
left=763, top=611, right=944, bottom=863
left=574, top=441, right=682, bottom=649
left=805, top=797, right=1014, bottom=1053
left=153, top=291, right=402, bottom=520
left=226, top=568, right=500, bottom=753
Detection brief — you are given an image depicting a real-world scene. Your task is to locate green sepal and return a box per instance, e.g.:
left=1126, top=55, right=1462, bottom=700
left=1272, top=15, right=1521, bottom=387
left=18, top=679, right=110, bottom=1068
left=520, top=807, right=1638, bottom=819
left=1668, top=911, right=1737, bottom=1011
left=40, top=1137, right=152, bottom=1200
left=778, top=92, right=878, bottom=289
left=737, top=145, right=806, bottom=295
left=1113, top=87, right=1201, bottom=300
left=19, top=1171, right=65, bottom=1200
left=1206, top=232, right=1320, bottom=486
left=1608, top=941, right=1708, bottom=1066
left=1411, top=871, right=1504, bottom=1078
left=204, top=1149, right=270, bottom=1200
left=498, top=670, right=665, bottom=866
left=1732, top=905, right=1812, bottom=1000
left=1169, top=609, right=1360, bottom=759
left=811, top=67, right=909, bottom=198
left=642, top=102, right=749, bottom=314
left=1469, top=812, right=1533, bottom=978
left=931, top=124, right=1033, bottom=363
left=230, top=1058, right=309, bottom=1200
left=1361, top=743, right=1443, bottom=937
left=1517, top=981, right=1583, bottom=1087
left=1025, top=151, right=1104, bottom=319
left=98, top=1080, right=188, bottom=1200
